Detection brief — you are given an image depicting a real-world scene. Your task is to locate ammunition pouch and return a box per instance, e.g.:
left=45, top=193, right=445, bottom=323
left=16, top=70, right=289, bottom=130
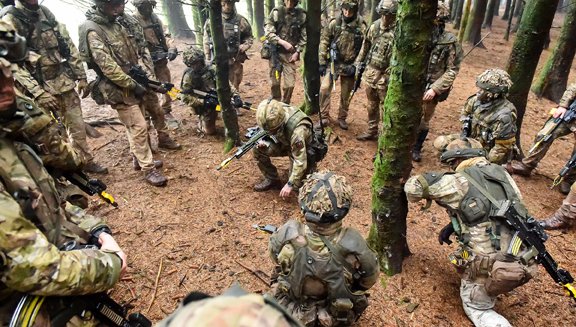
left=330, top=298, right=354, bottom=323
left=485, top=259, right=536, bottom=296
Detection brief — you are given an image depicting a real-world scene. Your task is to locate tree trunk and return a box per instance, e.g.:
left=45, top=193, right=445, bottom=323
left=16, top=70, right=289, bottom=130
left=454, top=0, right=466, bottom=30
left=512, top=1, right=524, bottom=33
left=504, top=0, right=516, bottom=40
left=506, top=0, right=560, bottom=152
left=502, top=0, right=512, bottom=19
left=532, top=0, right=576, bottom=102
left=464, top=0, right=488, bottom=46
left=302, top=0, right=321, bottom=115
left=161, top=0, right=193, bottom=38
left=266, top=0, right=274, bottom=16
left=367, top=0, right=436, bottom=276
left=371, top=0, right=379, bottom=23
left=483, top=0, right=497, bottom=29
left=494, top=0, right=501, bottom=16
left=458, top=0, right=472, bottom=42
left=246, top=0, right=254, bottom=26
left=191, top=1, right=206, bottom=44
left=208, top=0, right=239, bottom=149
left=254, top=0, right=265, bottom=38
left=514, top=0, right=523, bottom=16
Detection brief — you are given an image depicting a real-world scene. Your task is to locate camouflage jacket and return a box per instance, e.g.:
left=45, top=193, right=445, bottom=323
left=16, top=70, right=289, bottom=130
left=276, top=105, right=313, bottom=187
left=461, top=95, right=517, bottom=164
left=319, top=15, right=367, bottom=67
left=354, top=18, right=394, bottom=71
left=0, top=136, right=121, bottom=302
left=559, top=82, right=576, bottom=108
left=203, top=12, right=253, bottom=63
left=1, top=3, right=86, bottom=95
left=1, top=85, right=82, bottom=171
left=180, top=65, right=216, bottom=113
left=78, top=8, right=155, bottom=106
left=264, top=5, right=307, bottom=54
left=426, top=27, right=462, bottom=95
left=133, top=11, right=174, bottom=64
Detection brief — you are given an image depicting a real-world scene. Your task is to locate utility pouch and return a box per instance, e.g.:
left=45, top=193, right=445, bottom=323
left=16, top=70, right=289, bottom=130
left=485, top=260, right=535, bottom=296
left=448, top=247, right=472, bottom=270
left=330, top=298, right=353, bottom=322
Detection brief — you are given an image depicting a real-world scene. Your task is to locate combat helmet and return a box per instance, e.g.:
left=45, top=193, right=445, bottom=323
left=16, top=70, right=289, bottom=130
left=377, top=0, right=398, bottom=15
left=341, top=0, right=359, bottom=10
left=0, top=20, right=27, bottom=65
left=299, top=171, right=352, bottom=224
left=437, top=1, right=450, bottom=21
left=93, top=0, right=126, bottom=7
left=439, top=137, right=486, bottom=166
left=476, top=68, right=513, bottom=95
left=182, top=45, right=205, bottom=67
left=133, top=0, right=156, bottom=6
left=256, top=99, right=286, bottom=132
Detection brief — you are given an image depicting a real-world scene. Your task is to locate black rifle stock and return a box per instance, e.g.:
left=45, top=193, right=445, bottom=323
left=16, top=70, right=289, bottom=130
left=63, top=171, right=117, bottom=207
left=183, top=89, right=255, bottom=111
left=128, top=65, right=180, bottom=99
left=552, top=150, right=576, bottom=189
left=329, top=41, right=338, bottom=91
left=349, top=62, right=365, bottom=102
left=461, top=116, right=472, bottom=138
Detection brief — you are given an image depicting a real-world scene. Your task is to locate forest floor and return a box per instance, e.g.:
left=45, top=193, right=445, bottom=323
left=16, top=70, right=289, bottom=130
left=80, top=15, right=576, bottom=327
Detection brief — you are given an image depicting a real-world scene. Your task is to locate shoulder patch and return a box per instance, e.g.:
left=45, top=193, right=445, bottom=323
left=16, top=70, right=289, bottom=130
left=294, top=139, right=305, bottom=151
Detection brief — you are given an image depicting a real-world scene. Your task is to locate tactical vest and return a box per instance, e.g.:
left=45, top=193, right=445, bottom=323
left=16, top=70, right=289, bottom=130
left=283, top=106, right=313, bottom=139
left=367, top=20, right=394, bottom=70
left=180, top=66, right=215, bottom=92
left=272, top=6, right=306, bottom=48
left=426, top=29, right=458, bottom=84
left=140, top=13, right=168, bottom=53
left=223, top=14, right=241, bottom=55
left=469, top=97, right=516, bottom=145
left=1, top=93, right=52, bottom=141
left=333, top=16, right=364, bottom=64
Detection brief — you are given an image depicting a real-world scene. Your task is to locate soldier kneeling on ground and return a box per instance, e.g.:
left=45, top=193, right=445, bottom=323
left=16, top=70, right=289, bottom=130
left=268, top=171, right=379, bottom=326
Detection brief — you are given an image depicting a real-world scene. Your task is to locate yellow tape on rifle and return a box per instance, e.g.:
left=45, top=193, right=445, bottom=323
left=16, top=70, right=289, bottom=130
left=564, top=282, right=576, bottom=299
left=23, top=296, right=44, bottom=327
left=216, top=105, right=222, bottom=112
left=167, top=88, right=181, bottom=100
left=100, top=191, right=117, bottom=207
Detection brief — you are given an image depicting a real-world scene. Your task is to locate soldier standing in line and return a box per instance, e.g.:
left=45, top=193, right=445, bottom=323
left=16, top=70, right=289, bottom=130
left=0, top=21, right=126, bottom=324
left=353, top=0, right=396, bottom=141
left=411, top=1, right=463, bottom=161
left=1, top=0, right=108, bottom=173
left=78, top=0, right=181, bottom=187
left=269, top=171, right=379, bottom=326
left=203, top=0, right=253, bottom=93
left=132, top=0, right=179, bottom=123
left=263, top=0, right=307, bottom=104
left=434, top=69, right=516, bottom=165
left=318, top=0, right=366, bottom=131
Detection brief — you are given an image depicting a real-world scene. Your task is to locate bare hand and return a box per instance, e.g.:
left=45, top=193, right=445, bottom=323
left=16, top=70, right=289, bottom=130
left=256, top=140, right=268, bottom=149
left=238, top=44, right=250, bottom=53
left=423, top=89, right=436, bottom=101
left=279, top=183, right=293, bottom=199
left=279, top=39, right=294, bottom=52
left=553, top=106, right=567, bottom=119
left=77, top=79, right=89, bottom=98
left=36, top=92, right=59, bottom=111
left=99, top=232, right=127, bottom=275
left=288, top=52, right=300, bottom=63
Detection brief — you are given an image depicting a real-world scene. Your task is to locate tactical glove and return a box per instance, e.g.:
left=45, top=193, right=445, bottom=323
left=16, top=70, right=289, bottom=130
left=203, top=96, right=219, bottom=110
left=232, top=94, right=243, bottom=108
left=167, top=48, right=178, bottom=61
left=133, top=82, right=147, bottom=99
left=341, top=64, right=356, bottom=77
left=438, top=223, right=455, bottom=245
left=319, top=64, right=327, bottom=76
left=36, top=92, right=59, bottom=111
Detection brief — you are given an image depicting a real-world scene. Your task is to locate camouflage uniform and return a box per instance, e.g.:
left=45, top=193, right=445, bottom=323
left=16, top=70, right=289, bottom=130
left=318, top=1, right=366, bottom=129
left=253, top=100, right=314, bottom=189
left=269, top=172, right=379, bottom=326
left=405, top=152, right=538, bottom=327
left=78, top=6, right=176, bottom=185
left=203, top=0, right=253, bottom=91
left=133, top=0, right=177, bottom=116
left=0, top=2, right=99, bottom=168
left=264, top=3, right=307, bottom=104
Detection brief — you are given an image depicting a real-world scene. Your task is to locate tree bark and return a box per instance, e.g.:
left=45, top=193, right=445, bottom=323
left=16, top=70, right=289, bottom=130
left=463, top=0, right=488, bottom=46
left=371, top=0, right=379, bottom=23
left=254, top=0, right=265, bottom=38
left=532, top=0, right=576, bottom=102
left=161, top=0, right=193, bottom=38
left=246, top=0, right=254, bottom=26
left=266, top=0, right=274, bottom=16
left=506, top=0, right=560, bottom=151
left=483, top=0, right=497, bottom=29
left=454, top=0, right=466, bottom=30
left=504, top=0, right=516, bottom=40
left=494, top=0, right=501, bottom=16
left=367, top=0, right=436, bottom=276
left=514, top=0, right=523, bottom=16
left=191, top=1, right=206, bottom=44
left=512, top=1, right=524, bottom=33
left=458, top=0, right=472, bottom=42
left=502, top=0, right=512, bottom=19
left=208, top=0, right=239, bottom=149
left=302, top=0, right=321, bottom=115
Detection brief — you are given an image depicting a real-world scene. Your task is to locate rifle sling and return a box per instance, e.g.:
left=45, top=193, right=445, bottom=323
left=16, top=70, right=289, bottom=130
left=318, top=234, right=358, bottom=280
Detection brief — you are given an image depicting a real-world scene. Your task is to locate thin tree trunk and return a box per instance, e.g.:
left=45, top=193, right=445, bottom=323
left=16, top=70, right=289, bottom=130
left=506, top=0, right=560, bottom=153
left=246, top=0, right=254, bottom=26
left=464, top=0, right=488, bottom=46
left=483, top=0, right=497, bottom=29
left=254, top=0, right=265, bottom=38
left=458, top=0, right=472, bottom=42
left=191, top=1, right=206, bottom=44
left=494, top=0, right=501, bottom=16
left=371, top=0, right=379, bottom=23
left=502, top=0, right=512, bottom=19
left=504, top=0, right=516, bottom=40
left=266, top=0, right=274, bottom=15
left=161, top=0, right=193, bottom=38
left=532, top=0, right=576, bottom=102
left=208, top=0, right=239, bottom=149
left=367, top=0, right=437, bottom=276
left=302, top=0, right=321, bottom=114
left=454, top=0, right=466, bottom=29
left=512, top=1, right=524, bottom=33
left=514, top=0, right=523, bottom=16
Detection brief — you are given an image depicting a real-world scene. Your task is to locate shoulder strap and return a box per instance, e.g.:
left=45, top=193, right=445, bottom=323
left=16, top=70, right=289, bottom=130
left=318, top=234, right=357, bottom=278
left=459, top=171, right=500, bottom=207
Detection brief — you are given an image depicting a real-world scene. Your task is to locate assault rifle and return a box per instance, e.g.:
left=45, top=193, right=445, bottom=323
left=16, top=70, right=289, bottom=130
left=495, top=200, right=576, bottom=302
left=183, top=89, right=256, bottom=111
left=552, top=150, right=576, bottom=189
left=528, top=100, right=576, bottom=155
left=269, top=42, right=281, bottom=81
left=461, top=116, right=472, bottom=138
left=10, top=293, right=151, bottom=327
left=329, top=41, right=338, bottom=91
left=63, top=171, right=118, bottom=208
left=348, top=62, right=365, bottom=102
left=252, top=224, right=278, bottom=234
left=217, top=127, right=276, bottom=170
left=128, top=65, right=181, bottom=100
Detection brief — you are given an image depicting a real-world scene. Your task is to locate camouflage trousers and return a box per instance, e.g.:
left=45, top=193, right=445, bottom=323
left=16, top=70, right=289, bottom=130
left=319, top=73, right=355, bottom=122
left=112, top=102, right=155, bottom=171
left=253, top=143, right=314, bottom=186
left=419, top=99, right=439, bottom=131
left=154, top=61, right=173, bottom=115
left=270, top=52, right=298, bottom=104
left=54, top=90, right=93, bottom=164
left=229, top=60, right=244, bottom=91
left=521, top=119, right=576, bottom=169
left=364, top=85, right=387, bottom=134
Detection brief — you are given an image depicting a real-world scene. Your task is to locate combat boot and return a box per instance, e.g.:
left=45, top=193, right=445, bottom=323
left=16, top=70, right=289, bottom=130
left=541, top=189, right=576, bottom=230
left=132, top=155, right=164, bottom=171
left=253, top=178, right=282, bottom=192
left=83, top=161, right=109, bottom=174
left=412, top=129, right=429, bottom=162
left=157, top=132, right=182, bottom=150
left=338, top=119, right=349, bottom=130
left=356, top=131, right=378, bottom=141
left=504, top=160, right=533, bottom=177
left=144, top=168, right=167, bottom=187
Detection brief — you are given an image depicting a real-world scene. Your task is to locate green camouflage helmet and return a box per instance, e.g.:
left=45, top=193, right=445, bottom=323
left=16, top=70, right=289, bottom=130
left=439, top=137, right=486, bottom=165
left=299, top=171, right=352, bottom=224
left=437, top=1, right=450, bottom=21
left=476, top=68, right=513, bottom=95
left=0, top=20, right=27, bottom=66
left=377, top=0, right=398, bottom=15
left=133, top=0, right=156, bottom=6
left=256, top=99, right=286, bottom=132
left=182, top=45, right=205, bottom=67
left=341, top=0, right=359, bottom=10
left=93, top=0, right=126, bottom=7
